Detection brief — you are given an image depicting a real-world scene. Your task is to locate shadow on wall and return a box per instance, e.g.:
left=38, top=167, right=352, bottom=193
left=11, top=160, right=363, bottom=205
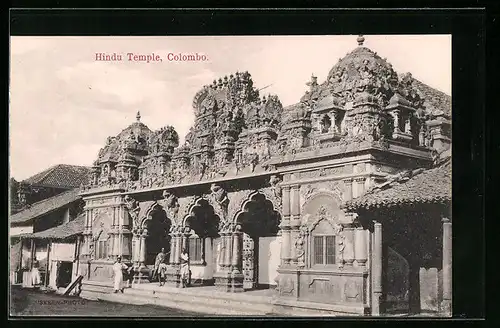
left=386, top=247, right=410, bottom=314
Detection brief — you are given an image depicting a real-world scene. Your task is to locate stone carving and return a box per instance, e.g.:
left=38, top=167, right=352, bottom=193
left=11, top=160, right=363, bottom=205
left=210, top=184, right=229, bottom=220
left=124, top=195, right=140, bottom=231
left=300, top=182, right=343, bottom=213
left=344, top=281, right=361, bottom=302
left=177, top=196, right=197, bottom=226
left=82, top=37, right=444, bottom=194
left=161, top=190, right=180, bottom=221
left=279, top=277, right=295, bottom=296
left=295, top=225, right=309, bottom=267
left=227, top=189, right=255, bottom=222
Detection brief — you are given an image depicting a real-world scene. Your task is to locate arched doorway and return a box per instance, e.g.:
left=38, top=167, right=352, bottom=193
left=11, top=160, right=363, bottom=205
left=184, top=199, right=220, bottom=286
left=143, top=206, right=171, bottom=267
left=235, top=193, right=280, bottom=290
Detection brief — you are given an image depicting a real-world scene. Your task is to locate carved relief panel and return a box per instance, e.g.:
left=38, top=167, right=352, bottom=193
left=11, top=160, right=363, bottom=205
left=242, top=233, right=256, bottom=290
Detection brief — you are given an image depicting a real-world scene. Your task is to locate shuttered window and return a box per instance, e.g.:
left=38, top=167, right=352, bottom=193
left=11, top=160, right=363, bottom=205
left=313, top=235, right=336, bottom=265
left=97, top=240, right=108, bottom=260
left=189, top=237, right=203, bottom=263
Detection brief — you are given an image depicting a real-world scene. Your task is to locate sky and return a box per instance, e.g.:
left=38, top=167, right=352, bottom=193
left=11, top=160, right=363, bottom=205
left=9, top=35, right=451, bottom=181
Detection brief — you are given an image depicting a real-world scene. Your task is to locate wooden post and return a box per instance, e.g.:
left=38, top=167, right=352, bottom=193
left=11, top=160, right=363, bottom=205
left=442, top=218, right=452, bottom=316
left=45, top=241, right=51, bottom=286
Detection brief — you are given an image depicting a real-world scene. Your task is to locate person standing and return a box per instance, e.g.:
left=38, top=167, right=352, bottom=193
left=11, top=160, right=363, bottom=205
left=180, top=248, right=190, bottom=288
left=158, top=262, right=168, bottom=286
left=112, top=256, right=130, bottom=293
left=31, top=258, right=41, bottom=288
left=152, top=248, right=167, bottom=281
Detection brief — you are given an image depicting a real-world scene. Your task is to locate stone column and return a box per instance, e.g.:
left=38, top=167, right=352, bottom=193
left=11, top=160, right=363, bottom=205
left=290, top=185, right=301, bottom=265
left=230, top=225, right=244, bottom=292
left=441, top=218, right=452, bottom=316
left=131, top=234, right=139, bottom=266
left=280, top=222, right=291, bottom=266
left=175, top=232, right=182, bottom=265
left=281, top=186, right=291, bottom=265
left=139, top=230, right=147, bottom=268
left=214, top=225, right=233, bottom=292
left=343, top=224, right=355, bottom=267
left=355, top=177, right=366, bottom=198
left=372, top=221, right=383, bottom=316
left=166, top=228, right=181, bottom=287
left=223, top=231, right=232, bottom=268
left=168, top=233, right=175, bottom=264
left=354, top=227, right=368, bottom=267
left=343, top=179, right=353, bottom=202
left=231, top=227, right=242, bottom=273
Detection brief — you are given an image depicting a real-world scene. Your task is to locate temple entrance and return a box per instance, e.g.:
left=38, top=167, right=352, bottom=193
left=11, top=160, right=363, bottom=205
left=144, top=206, right=171, bottom=267
left=236, top=193, right=280, bottom=291
left=184, top=199, right=220, bottom=286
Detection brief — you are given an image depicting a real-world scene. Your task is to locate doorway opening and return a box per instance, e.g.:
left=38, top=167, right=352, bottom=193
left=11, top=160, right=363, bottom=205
left=236, top=193, right=280, bottom=291
left=56, top=261, right=73, bottom=288
left=144, top=206, right=171, bottom=267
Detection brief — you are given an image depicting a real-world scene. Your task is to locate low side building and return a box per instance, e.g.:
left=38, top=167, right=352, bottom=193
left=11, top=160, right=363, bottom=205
left=10, top=188, right=85, bottom=286
left=342, top=151, right=451, bottom=316
left=16, top=214, right=85, bottom=291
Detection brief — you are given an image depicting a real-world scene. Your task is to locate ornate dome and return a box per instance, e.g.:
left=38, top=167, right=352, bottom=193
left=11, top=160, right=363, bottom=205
left=96, top=111, right=152, bottom=164
left=325, top=45, right=399, bottom=107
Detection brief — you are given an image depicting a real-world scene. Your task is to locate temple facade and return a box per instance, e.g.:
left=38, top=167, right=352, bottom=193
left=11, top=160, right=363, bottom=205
left=78, top=36, right=451, bottom=315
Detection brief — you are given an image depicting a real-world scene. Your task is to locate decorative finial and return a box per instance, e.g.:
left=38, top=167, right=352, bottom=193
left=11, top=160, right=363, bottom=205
left=136, top=111, right=141, bottom=122
left=357, top=34, right=365, bottom=46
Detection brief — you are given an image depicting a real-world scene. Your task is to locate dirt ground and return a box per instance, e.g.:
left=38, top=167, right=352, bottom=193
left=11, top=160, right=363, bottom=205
left=9, top=285, right=204, bottom=317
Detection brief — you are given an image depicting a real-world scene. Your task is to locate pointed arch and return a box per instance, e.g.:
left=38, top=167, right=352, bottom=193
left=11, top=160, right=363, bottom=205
left=230, top=189, right=281, bottom=224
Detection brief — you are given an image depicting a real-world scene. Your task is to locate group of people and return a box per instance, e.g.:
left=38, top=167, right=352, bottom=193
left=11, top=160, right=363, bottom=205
left=111, top=247, right=190, bottom=293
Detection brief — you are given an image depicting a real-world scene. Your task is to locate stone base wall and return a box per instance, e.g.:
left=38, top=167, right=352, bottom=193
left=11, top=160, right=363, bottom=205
left=277, top=268, right=369, bottom=314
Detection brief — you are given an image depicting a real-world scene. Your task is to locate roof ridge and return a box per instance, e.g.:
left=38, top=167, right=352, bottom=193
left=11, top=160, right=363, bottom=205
left=34, top=165, right=59, bottom=185
left=14, top=188, right=79, bottom=211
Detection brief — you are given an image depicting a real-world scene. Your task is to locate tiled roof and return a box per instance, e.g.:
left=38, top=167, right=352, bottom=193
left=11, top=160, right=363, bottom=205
left=23, top=164, right=92, bottom=188
left=10, top=188, right=81, bottom=224
left=20, top=214, right=85, bottom=240
left=412, top=78, right=452, bottom=117
left=343, top=158, right=451, bottom=211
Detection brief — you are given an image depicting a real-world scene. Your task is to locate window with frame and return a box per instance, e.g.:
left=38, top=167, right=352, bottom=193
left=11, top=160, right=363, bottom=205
left=96, top=240, right=108, bottom=260
left=188, top=236, right=204, bottom=264
left=313, top=235, right=336, bottom=265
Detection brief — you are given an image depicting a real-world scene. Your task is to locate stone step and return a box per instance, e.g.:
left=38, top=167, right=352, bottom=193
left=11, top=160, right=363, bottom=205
left=80, top=281, right=271, bottom=315
left=96, top=290, right=262, bottom=316
left=122, top=287, right=272, bottom=315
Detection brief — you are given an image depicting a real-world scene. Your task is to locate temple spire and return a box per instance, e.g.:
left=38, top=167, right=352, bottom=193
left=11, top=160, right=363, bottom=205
left=136, top=111, right=141, bottom=122
left=357, top=34, right=365, bottom=46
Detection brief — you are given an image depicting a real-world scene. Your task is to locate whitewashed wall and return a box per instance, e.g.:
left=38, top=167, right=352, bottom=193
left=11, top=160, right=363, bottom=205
left=51, top=242, right=75, bottom=262
left=258, top=236, right=281, bottom=285
left=10, top=226, right=33, bottom=236
left=35, top=243, right=48, bottom=263
left=190, top=238, right=214, bottom=282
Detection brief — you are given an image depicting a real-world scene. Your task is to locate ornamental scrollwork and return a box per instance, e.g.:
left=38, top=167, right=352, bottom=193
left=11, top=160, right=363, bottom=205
left=161, top=190, right=180, bottom=221
left=210, top=183, right=229, bottom=221
left=124, top=195, right=140, bottom=231
left=227, top=189, right=255, bottom=223
left=176, top=196, right=196, bottom=226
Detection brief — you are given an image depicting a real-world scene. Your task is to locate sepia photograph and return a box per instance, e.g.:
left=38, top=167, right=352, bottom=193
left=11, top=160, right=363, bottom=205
left=9, top=33, right=452, bottom=317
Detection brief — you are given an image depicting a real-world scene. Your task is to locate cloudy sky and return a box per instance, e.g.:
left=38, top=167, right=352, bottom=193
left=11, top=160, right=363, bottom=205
left=9, top=35, right=451, bottom=180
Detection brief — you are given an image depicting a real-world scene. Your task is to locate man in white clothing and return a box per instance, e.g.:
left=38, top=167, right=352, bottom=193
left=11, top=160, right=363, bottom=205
left=112, top=256, right=131, bottom=293
left=179, top=248, right=189, bottom=288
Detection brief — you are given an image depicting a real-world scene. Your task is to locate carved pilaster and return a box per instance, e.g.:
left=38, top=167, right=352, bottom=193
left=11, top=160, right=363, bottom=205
left=355, top=177, right=366, bottom=198
left=343, top=178, right=353, bottom=202
left=210, top=183, right=229, bottom=221
left=124, top=195, right=140, bottom=233
left=354, top=227, right=368, bottom=267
